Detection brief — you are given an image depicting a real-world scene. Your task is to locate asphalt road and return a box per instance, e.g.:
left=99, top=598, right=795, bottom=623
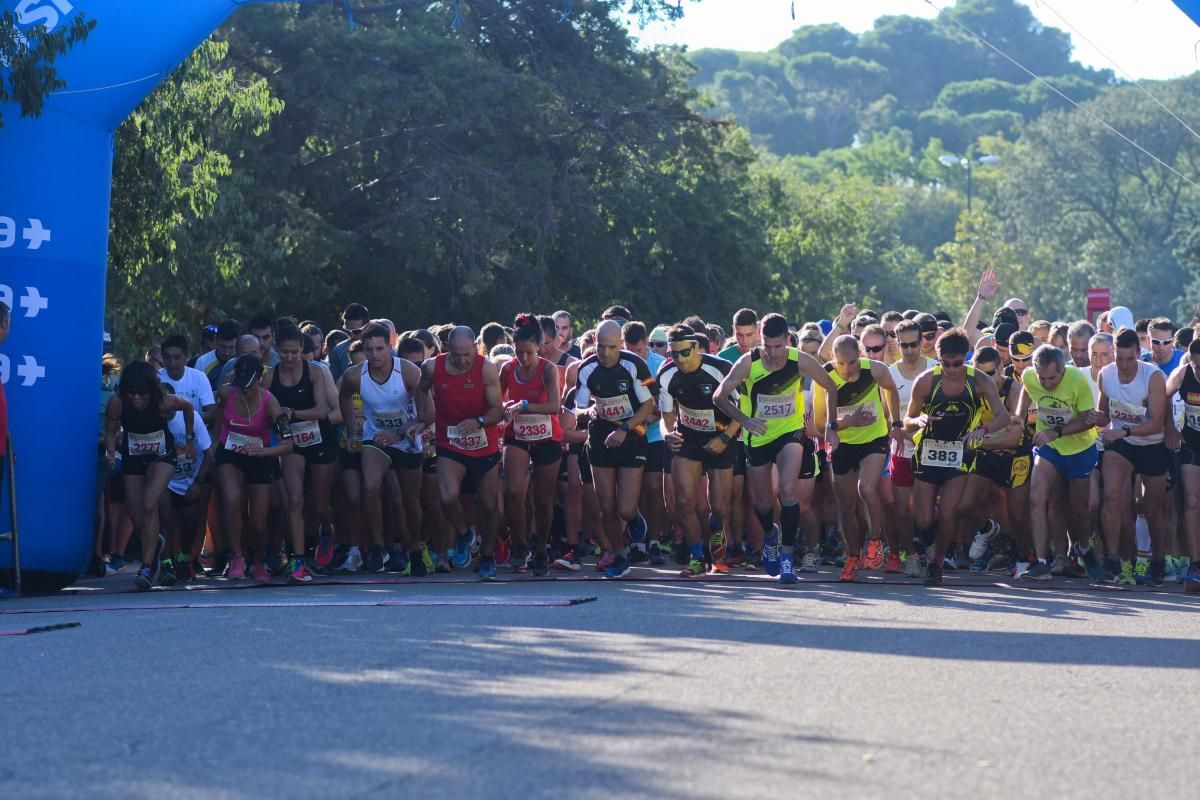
left=2, top=578, right=1198, bottom=799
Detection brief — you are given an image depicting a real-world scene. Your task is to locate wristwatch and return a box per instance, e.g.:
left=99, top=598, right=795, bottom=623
left=1054, top=425, right=1064, bottom=437
left=891, top=420, right=904, bottom=430
left=185, top=433, right=196, bottom=442
left=718, top=432, right=732, bottom=444
left=1121, top=424, right=1132, bottom=436
left=476, top=416, right=485, bottom=427
left=825, top=421, right=838, bottom=431
left=619, top=421, right=631, bottom=432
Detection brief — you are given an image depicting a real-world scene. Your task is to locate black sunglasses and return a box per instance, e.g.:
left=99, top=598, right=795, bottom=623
left=885, top=331, right=898, bottom=339
left=346, top=327, right=365, bottom=336
left=863, top=344, right=885, bottom=354
left=940, top=359, right=965, bottom=369
left=649, top=341, right=668, bottom=349
left=899, top=340, right=921, bottom=350
left=670, top=345, right=695, bottom=359
left=981, top=368, right=998, bottom=377
left=921, top=332, right=937, bottom=341
left=1014, top=308, right=1029, bottom=317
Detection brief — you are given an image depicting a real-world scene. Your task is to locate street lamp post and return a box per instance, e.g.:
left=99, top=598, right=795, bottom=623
left=939, top=153, right=1002, bottom=213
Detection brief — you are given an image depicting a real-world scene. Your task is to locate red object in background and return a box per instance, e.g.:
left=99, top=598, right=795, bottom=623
left=1087, top=288, right=1111, bottom=325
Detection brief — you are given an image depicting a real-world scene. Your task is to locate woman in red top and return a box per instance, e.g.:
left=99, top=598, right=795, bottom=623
left=500, top=314, right=564, bottom=576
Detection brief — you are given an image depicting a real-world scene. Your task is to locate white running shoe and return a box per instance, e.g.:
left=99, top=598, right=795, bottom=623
left=969, top=519, right=1001, bottom=560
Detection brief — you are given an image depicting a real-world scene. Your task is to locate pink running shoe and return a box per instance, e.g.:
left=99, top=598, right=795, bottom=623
left=228, top=553, right=247, bottom=580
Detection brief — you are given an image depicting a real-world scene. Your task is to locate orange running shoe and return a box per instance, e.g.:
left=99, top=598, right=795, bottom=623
left=885, top=550, right=902, bottom=573
left=840, top=556, right=859, bottom=583
left=863, top=539, right=884, bottom=570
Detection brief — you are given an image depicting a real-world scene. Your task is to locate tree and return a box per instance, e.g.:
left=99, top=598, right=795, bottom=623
left=0, top=10, right=94, bottom=128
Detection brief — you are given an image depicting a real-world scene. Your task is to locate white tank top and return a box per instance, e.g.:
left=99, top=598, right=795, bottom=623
left=359, top=357, right=422, bottom=454
left=1099, top=361, right=1162, bottom=446
left=890, top=357, right=935, bottom=458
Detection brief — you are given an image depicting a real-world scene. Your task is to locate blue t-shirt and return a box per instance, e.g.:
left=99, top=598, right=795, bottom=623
left=1143, top=348, right=1183, bottom=375
left=645, top=350, right=665, bottom=444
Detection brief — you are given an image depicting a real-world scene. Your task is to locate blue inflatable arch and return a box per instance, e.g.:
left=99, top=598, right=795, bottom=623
left=0, top=1, right=294, bottom=588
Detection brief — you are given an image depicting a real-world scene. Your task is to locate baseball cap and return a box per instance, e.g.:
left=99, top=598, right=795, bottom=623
left=1009, top=331, right=1036, bottom=359
left=1108, top=306, right=1135, bottom=332
left=231, top=354, right=264, bottom=390
left=993, top=323, right=1017, bottom=347
left=649, top=325, right=670, bottom=344
left=936, top=320, right=953, bottom=332
left=914, top=313, right=938, bottom=334
left=818, top=319, right=833, bottom=336
left=992, top=307, right=1019, bottom=329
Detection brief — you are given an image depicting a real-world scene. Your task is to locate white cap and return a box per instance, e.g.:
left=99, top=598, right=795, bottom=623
left=1108, top=306, right=1135, bottom=331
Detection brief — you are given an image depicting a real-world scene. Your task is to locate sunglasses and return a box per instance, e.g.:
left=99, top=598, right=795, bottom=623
left=649, top=341, right=668, bottom=349
left=1011, top=354, right=1032, bottom=363
left=346, top=327, right=365, bottom=336
left=885, top=331, right=898, bottom=339
left=980, top=368, right=998, bottom=377
left=863, top=344, right=885, bottom=354
left=1150, top=338, right=1174, bottom=347
left=940, top=359, right=965, bottom=369
left=922, top=332, right=937, bottom=341
left=669, top=346, right=695, bottom=359
left=899, top=340, right=921, bottom=350
left=1014, top=308, right=1029, bottom=317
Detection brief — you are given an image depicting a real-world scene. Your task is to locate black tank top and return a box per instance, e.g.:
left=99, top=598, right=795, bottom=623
left=556, top=351, right=571, bottom=367
left=1178, top=364, right=1200, bottom=448
left=268, top=361, right=332, bottom=446
left=120, top=396, right=174, bottom=457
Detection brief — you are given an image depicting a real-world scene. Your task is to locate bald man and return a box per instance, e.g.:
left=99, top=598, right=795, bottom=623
left=1003, top=298, right=1030, bottom=331
left=418, top=325, right=506, bottom=579
left=575, top=320, right=658, bottom=578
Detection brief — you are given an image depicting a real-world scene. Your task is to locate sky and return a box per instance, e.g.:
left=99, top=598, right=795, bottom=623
left=630, top=0, right=1200, bottom=81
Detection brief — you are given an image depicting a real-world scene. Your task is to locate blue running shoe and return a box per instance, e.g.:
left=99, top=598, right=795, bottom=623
left=762, top=524, right=781, bottom=577
left=478, top=555, right=497, bottom=581
left=452, top=532, right=472, bottom=569
left=134, top=564, right=153, bottom=591
left=604, top=554, right=631, bottom=579
left=627, top=511, right=647, bottom=544
left=779, top=552, right=798, bottom=585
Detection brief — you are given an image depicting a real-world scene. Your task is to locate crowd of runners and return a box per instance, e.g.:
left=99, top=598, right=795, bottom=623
left=90, top=270, right=1200, bottom=592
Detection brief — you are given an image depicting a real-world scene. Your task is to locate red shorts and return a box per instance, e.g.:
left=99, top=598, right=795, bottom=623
left=888, top=451, right=914, bottom=488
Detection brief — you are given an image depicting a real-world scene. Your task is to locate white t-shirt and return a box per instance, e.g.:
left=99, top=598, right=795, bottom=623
left=889, top=357, right=935, bottom=458
left=166, top=410, right=213, bottom=495
left=159, top=366, right=216, bottom=415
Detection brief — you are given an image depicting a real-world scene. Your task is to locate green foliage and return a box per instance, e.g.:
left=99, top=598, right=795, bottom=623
left=0, top=10, right=94, bottom=128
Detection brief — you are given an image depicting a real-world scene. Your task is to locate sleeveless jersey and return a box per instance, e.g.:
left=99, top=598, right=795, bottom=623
left=434, top=353, right=499, bottom=457
left=220, top=389, right=273, bottom=453
left=359, top=357, right=422, bottom=455
left=268, top=360, right=333, bottom=450
left=914, top=366, right=982, bottom=470
left=826, top=358, right=888, bottom=446
left=501, top=357, right=563, bottom=444
left=740, top=347, right=805, bottom=448
left=120, top=397, right=174, bottom=458
left=1177, top=363, right=1200, bottom=449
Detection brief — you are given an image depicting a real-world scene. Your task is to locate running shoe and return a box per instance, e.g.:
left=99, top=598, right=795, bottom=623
left=408, top=549, right=427, bottom=578
left=495, top=536, right=510, bottom=567
left=1013, top=560, right=1031, bottom=579
left=1184, top=562, right=1200, bottom=594
left=228, top=553, right=247, bottom=580
left=158, top=558, right=178, bottom=587
left=708, top=560, right=730, bottom=575
left=287, top=557, right=313, bottom=584
left=885, top=550, right=902, bottom=574
left=680, top=557, right=706, bottom=578
left=762, top=524, right=781, bottom=577
left=595, top=550, right=615, bottom=572
left=863, top=539, right=884, bottom=570
left=531, top=551, right=550, bottom=577
left=1162, top=555, right=1177, bottom=583
left=386, top=547, right=407, bottom=573
left=1118, top=560, right=1136, bottom=587
left=451, top=533, right=473, bottom=569
left=478, top=555, right=497, bottom=581
left=419, top=547, right=435, bottom=575
left=779, top=552, right=797, bottom=585
left=134, top=564, right=154, bottom=591
left=264, top=545, right=283, bottom=576
left=435, top=551, right=452, bottom=574
left=469, top=529, right=481, bottom=556
left=554, top=548, right=583, bottom=572
left=986, top=553, right=1012, bottom=573
left=671, top=540, right=690, bottom=566
left=902, top=553, right=924, bottom=578
left=363, top=547, right=390, bottom=574
left=328, top=543, right=350, bottom=571
left=968, top=519, right=1001, bottom=560
left=1134, top=558, right=1148, bottom=585
left=649, top=542, right=666, bottom=566
left=628, top=546, right=650, bottom=564
left=1100, top=554, right=1120, bottom=583
left=176, top=556, right=194, bottom=584
left=1147, top=557, right=1166, bottom=588
left=509, top=545, right=531, bottom=573
left=604, top=554, right=631, bottom=579
left=708, top=528, right=728, bottom=567
left=315, top=534, right=335, bottom=569
left=1073, top=543, right=1104, bottom=580
left=341, top=546, right=363, bottom=573
left=1175, top=557, right=1192, bottom=584
left=1022, top=561, right=1052, bottom=581
left=799, top=551, right=819, bottom=574
left=742, top=546, right=761, bottom=570
left=627, top=511, right=647, bottom=543
left=251, top=561, right=270, bottom=583
left=942, top=549, right=959, bottom=571
left=969, top=551, right=991, bottom=574
left=840, top=556, right=859, bottom=583
left=108, top=555, right=126, bottom=574
left=924, top=562, right=943, bottom=586
left=1049, top=554, right=1069, bottom=576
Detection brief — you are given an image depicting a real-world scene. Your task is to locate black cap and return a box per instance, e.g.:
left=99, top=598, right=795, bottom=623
left=1009, top=331, right=1036, bottom=359
left=992, top=307, right=1019, bottom=329
left=936, top=320, right=953, bottom=331
left=231, top=354, right=264, bottom=390
left=933, top=311, right=952, bottom=323
left=914, top=313, right=938, bottom=334
left=994, top=323, right=1017, bottom=347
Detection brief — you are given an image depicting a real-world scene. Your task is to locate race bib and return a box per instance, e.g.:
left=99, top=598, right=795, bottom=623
left=1037, top=407, right=1074, bottom=429
left=127, top=431, right=166, bottom=457
left=513, top=413, right=552, bottom=441
left=290, top=419, right=323, bottom=447
left=173, top=454, right=195, bottom=479
left=1186, top=404, right=1200, bottom=432
left=224, top=431, right=260, bottom=454
left=677, top=404, right=716, bottom=432
left=447, top=424, right=488, bottom=451
left=595, top=395, right=634, bottom=422
left=1108, top=399, right=1146, bottom=427
left=920, top=439, right=964, bottom=468
left=373, top=411, right=408, bottom=432
left=839, top=402, right=876, bottom=425
left=757, top=392, right=795, bottom=420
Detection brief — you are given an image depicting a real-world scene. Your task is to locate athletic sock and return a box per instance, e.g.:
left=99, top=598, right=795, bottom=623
left=780, top=501, right=800, bottom=549
left=755, top=508, right=775, bottom=537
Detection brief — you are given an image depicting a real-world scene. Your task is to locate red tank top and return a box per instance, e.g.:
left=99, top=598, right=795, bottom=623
left=434, top=354, right=499, bottom=456
left=501, top=358, right=563, bottom=444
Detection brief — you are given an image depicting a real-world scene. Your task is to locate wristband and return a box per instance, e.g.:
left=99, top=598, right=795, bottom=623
left=521, top=399, right=529, bottom=412
left=1054, top=425, right=1064, bottom=437
left=619, top=421, right=631, bottom=432
left=825, top=422, right=838, bottom=431
left=718, top=432, right=732, bottom=444
left=891, top=420, right=904, bottom=430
